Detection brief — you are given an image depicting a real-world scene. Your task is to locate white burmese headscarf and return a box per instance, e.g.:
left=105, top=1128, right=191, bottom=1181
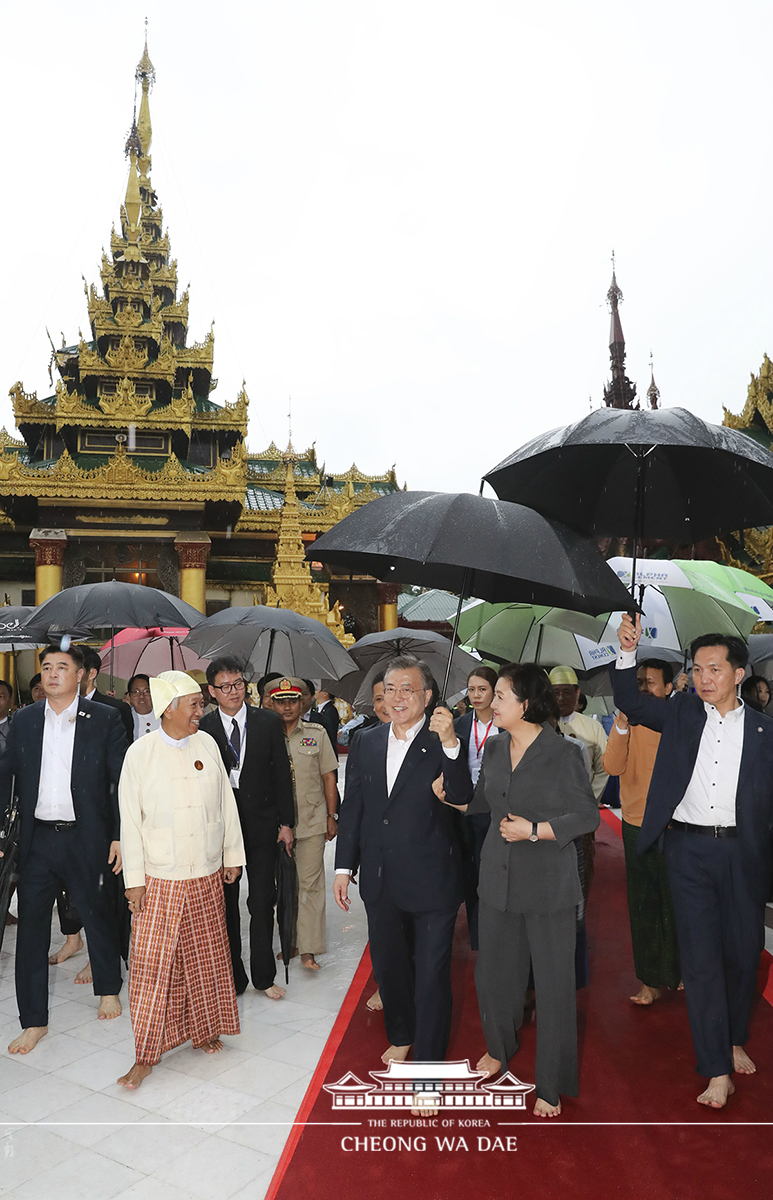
left=150, top=670, right=203, bottom=720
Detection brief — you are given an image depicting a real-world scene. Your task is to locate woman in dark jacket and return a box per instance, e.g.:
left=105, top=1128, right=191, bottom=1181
left=439, top=662, right=599, bottom=1117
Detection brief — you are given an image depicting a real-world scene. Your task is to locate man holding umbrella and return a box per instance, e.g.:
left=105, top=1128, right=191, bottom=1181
left=613, top=614, right=773, bottom=1109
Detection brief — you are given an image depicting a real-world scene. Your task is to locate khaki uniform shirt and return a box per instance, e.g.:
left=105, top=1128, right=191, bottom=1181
left=286, top=721, right=337, bottom=839
left=559, top=711, right=608, bottom=801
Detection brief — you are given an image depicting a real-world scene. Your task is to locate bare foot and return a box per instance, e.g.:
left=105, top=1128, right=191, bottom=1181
left=476, top=1053, right=501, bottom=1079
left=117, top=1062, right=152, bottom=1089
left=677, top=981, right=684, bottom=990
left=381, top=1043, right=411, bottom=1065
left=263, top=985, right=285, bottom=1000
left=98, top=995, right=121, bottom=1020
left=48, top=933, right=83, bottom=965
left=534, top=1097, right=562, bottom=1118
left=75, top=961, right=93, bottom=985
left=366, top=988, right=383, bottom=1011
left=697, top=1076, right=735, bottom=1108
left=411, top=1091, right=439, bottom=1116
left=197, top=1038, right=224, bottom=1054
left=8, top=1026, right=47, bottom=1054
left=631, top=984, right=661, bottom=1006
left=733, top=1046, right=756, bottom=1074
left=301, top=954, right=320, bottom=970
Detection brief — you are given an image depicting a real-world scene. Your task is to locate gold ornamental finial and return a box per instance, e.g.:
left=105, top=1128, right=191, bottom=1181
left=136, top=20, right=156, bottom=87
left=136, top=22, right=154, bottom=167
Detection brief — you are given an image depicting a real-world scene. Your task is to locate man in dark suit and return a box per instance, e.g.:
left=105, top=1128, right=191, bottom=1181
left=80, top=646, right=134, bottom=742
left=613, top=614, right=773, bottom=1110
left=314, top=688, right=340, bottom=752
left=334, top=655, right=472, bottom=1084
left=200, top=655, right=295, bottom=999
left=453, top=665, right=499, bottom=950
left=0, top=643, right=128, bottom=1055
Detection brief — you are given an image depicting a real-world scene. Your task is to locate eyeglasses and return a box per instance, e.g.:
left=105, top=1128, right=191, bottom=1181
left=383, top=685, right=420, bottom=699
left=211, top=679, right=246, bottom=694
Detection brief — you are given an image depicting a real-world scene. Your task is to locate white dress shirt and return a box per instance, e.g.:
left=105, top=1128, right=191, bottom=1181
left=218, top=702, right=247, bottom=788
left=133, top=709, right=161, bottom=740
left=337, top=715, right=461, bottom=875
left=35, top=695, right=79, bottom=820
left=616, top=647, right=743, bottom=826
left=467, top=715, right=499, bottom=786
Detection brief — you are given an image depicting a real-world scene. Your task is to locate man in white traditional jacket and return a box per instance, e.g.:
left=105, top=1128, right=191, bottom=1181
left=116, top=670, right=246, bottom=1090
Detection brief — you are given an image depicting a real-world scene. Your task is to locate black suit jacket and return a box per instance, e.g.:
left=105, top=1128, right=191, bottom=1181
left=315, top=702, right=340, bottom=757
left=336, top=720, right=473, bottom=912
left=200, top=706, right=295, bottom=844
left=92, top=689, right=134, bottom=742
left=612, top=664, right=773, bottom=905
left=0, top=697, right=128, bottom=870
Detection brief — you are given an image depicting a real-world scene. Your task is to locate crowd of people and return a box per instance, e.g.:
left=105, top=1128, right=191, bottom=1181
left=0, top=619, right=771, bottom=1119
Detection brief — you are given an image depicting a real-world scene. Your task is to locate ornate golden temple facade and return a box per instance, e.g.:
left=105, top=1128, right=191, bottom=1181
left=722, top=354, right=773, bottom=583
left=1, top=39, right=400, bottom=638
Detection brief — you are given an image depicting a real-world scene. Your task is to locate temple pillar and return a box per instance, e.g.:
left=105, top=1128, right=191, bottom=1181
left=378, top=583, right=399, bottom=632
left=175, top=534, right=211, bottom=614
left=30, top=529, right=68, bottom=604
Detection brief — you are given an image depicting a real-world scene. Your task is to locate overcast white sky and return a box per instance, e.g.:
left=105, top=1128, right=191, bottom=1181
left=4, top=0, right=773, bottom=494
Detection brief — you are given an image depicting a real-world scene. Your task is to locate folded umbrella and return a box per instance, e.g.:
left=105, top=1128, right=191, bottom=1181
left=183, top=606, right=358, bottom=681
left=0, top=783, right=20, bottom=956
left=275, top=842, right=298, bottom=985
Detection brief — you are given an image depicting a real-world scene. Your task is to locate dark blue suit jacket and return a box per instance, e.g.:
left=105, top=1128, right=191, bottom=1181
left=611, top=664, right=773, bottom=905
left=0, top=697, right=128, bottom=871
left=336, top=720, right=473, bottom=912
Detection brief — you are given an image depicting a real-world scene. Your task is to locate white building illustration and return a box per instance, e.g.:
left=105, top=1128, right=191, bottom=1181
left=323, top=1060, right=535, bottom=1109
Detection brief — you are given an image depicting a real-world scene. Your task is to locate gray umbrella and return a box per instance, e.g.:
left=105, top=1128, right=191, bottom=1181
left=22, top=581, right=205, bottom=636
left=182, top=606, right=358, bottom=681
left=325, top=629, right=481, bottom=714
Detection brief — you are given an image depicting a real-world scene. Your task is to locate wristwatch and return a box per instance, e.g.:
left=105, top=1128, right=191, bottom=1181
left=528, top=822, right=539, bottom=843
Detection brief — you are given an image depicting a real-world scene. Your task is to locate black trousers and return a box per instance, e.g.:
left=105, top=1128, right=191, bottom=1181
left=224, top=826, right=278, bottom=992
left=665, top=828, right=764, bottom=1078
left=16, top=824, right=122, bottom=1027
left=365, top=889, right=458, bottom=1063
left=458, top=812, right=490, bottom=951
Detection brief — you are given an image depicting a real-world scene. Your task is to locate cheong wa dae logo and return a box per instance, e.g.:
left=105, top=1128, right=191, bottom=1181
left=323, top=1060, right=535, bottom=1110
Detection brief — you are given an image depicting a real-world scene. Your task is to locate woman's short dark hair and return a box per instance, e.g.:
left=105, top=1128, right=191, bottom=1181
left=496, top=663, right=556, bottom=725
left=467, top=665, right=497, bottom=690
left=690, top=634, right=748, bottom=671
left=741, top=677, right=764, bottom=712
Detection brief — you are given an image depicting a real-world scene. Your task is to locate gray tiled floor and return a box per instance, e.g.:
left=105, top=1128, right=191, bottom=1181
left=0, top=837, right=370, bottom=1200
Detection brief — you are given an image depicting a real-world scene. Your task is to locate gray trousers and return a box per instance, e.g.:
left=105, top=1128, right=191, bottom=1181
left=475, top=900, right=578, bottom=1106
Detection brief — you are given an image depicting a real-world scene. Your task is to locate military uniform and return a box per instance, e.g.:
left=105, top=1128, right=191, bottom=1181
left=286, top=720, right=338, bottom=956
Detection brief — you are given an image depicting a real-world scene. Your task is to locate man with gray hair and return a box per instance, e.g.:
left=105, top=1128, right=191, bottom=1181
left=334, top=655, right=473, bottom=1081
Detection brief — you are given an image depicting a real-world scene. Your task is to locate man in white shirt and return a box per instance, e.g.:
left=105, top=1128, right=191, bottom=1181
left=613, top=614, right=773, bottom=1110
left=117, top=670, right=245, bottom=1090
left=0, top=643, right=127, bottom=1055
left=334, top=655, right=473, bottom=1087
left=126, top=674, right=160, bottom=740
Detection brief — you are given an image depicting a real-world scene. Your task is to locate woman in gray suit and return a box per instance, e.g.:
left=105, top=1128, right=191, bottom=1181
left=438, top=662, right=599, bottom=1117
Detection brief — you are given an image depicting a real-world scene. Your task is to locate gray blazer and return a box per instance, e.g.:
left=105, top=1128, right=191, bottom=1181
left=468, top=724, right=600, bottom=914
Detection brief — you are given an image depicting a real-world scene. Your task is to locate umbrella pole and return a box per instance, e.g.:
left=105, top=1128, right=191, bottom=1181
left=629, top=452, right=647, bottom=619
left=110, top=626, right=115, bottom=693
left=264, top=629, right=276, bottom=677
left=441, top=567, right=470, bottom=704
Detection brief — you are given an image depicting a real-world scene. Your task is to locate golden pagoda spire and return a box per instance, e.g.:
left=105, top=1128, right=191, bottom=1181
left=135, top=26, right=155, bottom=179
left=122, top=120, right=142, bottom=240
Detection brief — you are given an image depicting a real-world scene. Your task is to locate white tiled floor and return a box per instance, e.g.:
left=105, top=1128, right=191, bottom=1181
left=0, top=839, right=370, bottom=1200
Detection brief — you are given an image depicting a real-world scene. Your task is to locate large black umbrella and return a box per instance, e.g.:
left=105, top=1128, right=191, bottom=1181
left=306, top=491, right=636, bottom=695
left=183, top=606, right=358, bottom=681
left=276, top=842, right=298, bottom=985
left=23, top=581, right=205, bottom=636
left=0, top=783, right=20, bottom=955
left=483, top=406, right=773, bottom=545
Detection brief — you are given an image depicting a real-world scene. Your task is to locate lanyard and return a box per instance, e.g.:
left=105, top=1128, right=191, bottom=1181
left=473, top=717, right=494, bottom=758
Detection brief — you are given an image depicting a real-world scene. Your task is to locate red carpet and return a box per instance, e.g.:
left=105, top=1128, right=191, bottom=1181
left=267, top=816, right=773, bottom=1200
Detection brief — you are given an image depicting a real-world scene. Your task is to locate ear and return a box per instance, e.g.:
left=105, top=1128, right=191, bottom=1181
left=665, top=683, right=673, bottom=696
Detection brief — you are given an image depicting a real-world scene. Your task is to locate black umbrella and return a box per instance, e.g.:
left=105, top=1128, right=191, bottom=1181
left=0, top=782, right=20, bottom=955
left=183, top=606, right=358, bottom=681
left=306, top=490, right=636, bottom=696
left=275, top=842, right=298, bottom=985
left=326, top=629, right=481, bottom=713
left=484, top=406, right=773, bottom=545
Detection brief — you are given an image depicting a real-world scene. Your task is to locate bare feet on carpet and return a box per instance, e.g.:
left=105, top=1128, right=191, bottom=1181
left=630, top=984, right=661, bottom=1005
left=476, top=1053, right=501, bottom=1079
left=411, top=1092, right=439, bottom=1116
left=733, top=1045, right=756, bottom=1074
left=301, top=954, right=320, bottom=970
left=263, top=985, right=285, bottom=1000
left=98, top=995, right=121, bottom=1020
left=366, top=988, right=383, bottom=1011
left=117, top=1063, right=152, bottom=1089
left=8, top=1026, right=47, bottom=1054
left=697, top=1076, right=735, bottom=1108
left=198, top=1037, right=224, bottom=1054
left=75, top=961, right=93, bottom=985
left=381, top=1043, right=411, bottom=1065
left=48, top=933, right=83, bottom=965
left=534, top=1098, right=562, bottom=1118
